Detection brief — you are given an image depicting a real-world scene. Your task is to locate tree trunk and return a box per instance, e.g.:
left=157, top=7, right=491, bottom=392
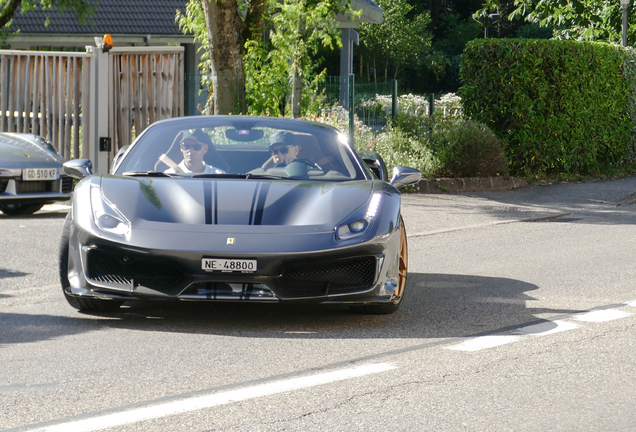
left=0, top=0, right=21, bottom=29
left=290, top=15, right=306, bottom=119
left=373, top=58, right=377, bottom=84
left=242, top=0, right=268, bottom=48
left=202, top=0, right=246, bottom=115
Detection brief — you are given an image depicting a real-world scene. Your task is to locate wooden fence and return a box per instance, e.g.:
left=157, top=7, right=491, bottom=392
left=0, top=51, right=90, bottom=160
left=110, top=48, right=184, bottom=157
left=0, top=46, right=184, bottom=170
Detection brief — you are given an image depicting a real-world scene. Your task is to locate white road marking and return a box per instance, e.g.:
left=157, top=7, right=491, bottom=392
left=574, top=309, right=632, bottom=323
left=513, top=320, right=578, bottom=336
left=26, top=363, right=397, bottom=432
left=626, top=300, right=636, bottom=308
left=446, top=335, right=521, bottom=352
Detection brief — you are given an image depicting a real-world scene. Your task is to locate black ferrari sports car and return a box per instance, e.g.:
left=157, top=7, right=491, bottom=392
left=0, top=133, right=73, bottom=215
left=60, top=116, right=421, bottom=314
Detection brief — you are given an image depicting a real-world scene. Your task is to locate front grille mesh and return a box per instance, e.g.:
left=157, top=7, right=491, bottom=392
left=15, top=180, right=59, bottom=193
left=87, top=249, right=184, bottom=289
left=275, top=256, right=377, bottom=298
left=61, top=176, right=73, bottom=193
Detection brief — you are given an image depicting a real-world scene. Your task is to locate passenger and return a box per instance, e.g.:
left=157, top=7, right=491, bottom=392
left=269, top=131, right=300, bottom=167
left=165, top=136, right=226, bottom=174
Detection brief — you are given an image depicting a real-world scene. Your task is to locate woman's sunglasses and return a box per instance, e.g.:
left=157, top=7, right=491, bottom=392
left=270, top=146, right=289, bottom=155
left=181, top=143, right=203, bottom=151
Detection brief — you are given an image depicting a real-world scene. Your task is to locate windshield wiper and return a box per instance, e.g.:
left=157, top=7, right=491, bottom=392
left=246, top=173, right=287, bottom=179
left=190, top=173, right=288, bottom=180
left=122, top=171, right=175, bottom=177
left=189, top=173, right=249, bottom=179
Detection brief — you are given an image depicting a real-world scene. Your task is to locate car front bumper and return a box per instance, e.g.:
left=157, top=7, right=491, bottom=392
left=0, top=176, right=73, bottom=204
left=65, top=221, right=403, bottom=306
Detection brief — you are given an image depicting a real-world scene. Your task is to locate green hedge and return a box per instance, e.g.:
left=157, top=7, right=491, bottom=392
left=459, top=39, right=635, bottom=175
left=375, top=115, right=509, bottom=178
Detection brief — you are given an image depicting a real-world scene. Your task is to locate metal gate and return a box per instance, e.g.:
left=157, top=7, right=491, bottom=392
left=0, top=45, right=184, bottom=174
left=109, top=47, right=184, bottom=157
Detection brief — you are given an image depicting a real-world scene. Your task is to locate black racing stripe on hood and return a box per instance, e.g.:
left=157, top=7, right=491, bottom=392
left=204, top=180, right=212, bottom=225
left=248, top=182, right=260, bottom=225
left=253, top=182, right=271, bottom=226
left=213, top=180, right=219, bottom=225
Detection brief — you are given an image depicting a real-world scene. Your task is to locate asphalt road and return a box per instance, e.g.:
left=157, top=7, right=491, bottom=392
left=2, top=177, right=636, bottom=432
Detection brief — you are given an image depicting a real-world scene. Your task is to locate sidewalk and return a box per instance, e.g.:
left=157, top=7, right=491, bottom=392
left=414, top=176, right=527, bottom=194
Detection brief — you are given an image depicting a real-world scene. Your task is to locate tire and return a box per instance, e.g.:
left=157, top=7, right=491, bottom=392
left=59, top=213, right=123, bottom=312
left=350, top=216, right=408, bottom=315
left=0, top=203, right=44, bottom=215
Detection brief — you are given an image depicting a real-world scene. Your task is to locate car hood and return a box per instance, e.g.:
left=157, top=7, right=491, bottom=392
left=99, top=176, right=374, bottom=230
left=0, top=139, right=63, bottom=167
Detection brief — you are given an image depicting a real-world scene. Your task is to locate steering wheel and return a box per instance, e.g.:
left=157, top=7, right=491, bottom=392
left=288, top=158, right=322, bottom=170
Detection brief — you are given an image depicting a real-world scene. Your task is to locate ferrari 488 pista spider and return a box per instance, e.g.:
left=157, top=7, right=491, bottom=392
left=59, top=116, right=421, bottom=314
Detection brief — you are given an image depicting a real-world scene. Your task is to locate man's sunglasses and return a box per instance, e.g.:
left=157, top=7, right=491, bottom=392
left=270, top=146, right=289, bottom=155
left=181, top=143, right=203, bottom=151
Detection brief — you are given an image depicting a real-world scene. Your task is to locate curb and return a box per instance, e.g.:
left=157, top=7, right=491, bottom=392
left=413, top=176, right=528, bottom=194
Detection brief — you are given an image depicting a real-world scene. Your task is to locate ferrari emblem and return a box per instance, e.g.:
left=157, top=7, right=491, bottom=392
left=227, top=238, right=235, bottom=245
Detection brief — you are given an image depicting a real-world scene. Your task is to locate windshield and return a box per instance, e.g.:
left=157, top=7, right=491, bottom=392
left=114, top=117, right=368, bottom=181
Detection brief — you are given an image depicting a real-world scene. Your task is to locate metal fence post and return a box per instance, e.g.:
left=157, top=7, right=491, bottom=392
left=349, top=74, right=354, bottom=147
left=428, top=93, right=435, bottom=116
left=86, top=45, right=110, bottom=174
left=392, top=79, right=398, bottom=121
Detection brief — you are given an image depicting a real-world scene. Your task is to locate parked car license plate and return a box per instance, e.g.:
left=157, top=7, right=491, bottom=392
left=202, top=258, right=257, bottom=272
left=22, top=168, right=58, bottom=181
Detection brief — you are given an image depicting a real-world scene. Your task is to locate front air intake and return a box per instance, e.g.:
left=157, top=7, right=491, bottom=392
left=87, top=249, right=184, bottom=290
left=275, top=256, right=377, bottom=298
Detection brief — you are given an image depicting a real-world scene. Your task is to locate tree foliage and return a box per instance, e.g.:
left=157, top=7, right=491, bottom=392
left=509, top=0, right=631, bottom=43
left=0, top=0, right=95, bottom=28
left=358, top=0, right=432, bottom=81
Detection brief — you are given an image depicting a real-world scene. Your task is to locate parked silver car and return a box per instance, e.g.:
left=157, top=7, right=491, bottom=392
left=0, top=133, right=73, bottom=215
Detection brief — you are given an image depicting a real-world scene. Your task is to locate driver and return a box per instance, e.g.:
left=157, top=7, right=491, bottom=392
left=269, top=131, right=300, bottom=167
left=165, top=136, right=226, bottom=174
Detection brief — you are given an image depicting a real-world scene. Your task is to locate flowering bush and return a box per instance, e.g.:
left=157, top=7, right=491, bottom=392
left=389, top=114, right=508, bottom=177
left=301, top=95, right=505, bottom=179
left=302, top=106, right=379, bottom=151
left=358, top=92, right=462, bottom=117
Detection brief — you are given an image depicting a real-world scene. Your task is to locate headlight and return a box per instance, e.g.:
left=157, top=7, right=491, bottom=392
left=90, top=184, right=130, bottom=237
left=335, top=193, right=381, bottom=241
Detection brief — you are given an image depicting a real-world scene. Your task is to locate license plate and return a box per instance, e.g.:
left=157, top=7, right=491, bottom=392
left=202, top=258, right=257, bottom=273
left=22, top=168, right=58, bottom=181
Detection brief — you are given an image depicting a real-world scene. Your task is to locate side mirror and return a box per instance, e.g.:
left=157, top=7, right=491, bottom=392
left=357, top=150, right=388, bottom=181
left=63, top=159, right=93, bottom=180
left=390, top=166, right=422, bottom=189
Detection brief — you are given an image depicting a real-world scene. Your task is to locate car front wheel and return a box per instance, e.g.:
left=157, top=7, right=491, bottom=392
left=350, top=216, right=408, bottom=315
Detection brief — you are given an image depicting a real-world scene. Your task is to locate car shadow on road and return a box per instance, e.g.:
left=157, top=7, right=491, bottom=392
left=0, top=269, right=28, bottom=279
left=0, top=272, right=582, bottom=346
left=0, top=212, right=67, bottom=220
